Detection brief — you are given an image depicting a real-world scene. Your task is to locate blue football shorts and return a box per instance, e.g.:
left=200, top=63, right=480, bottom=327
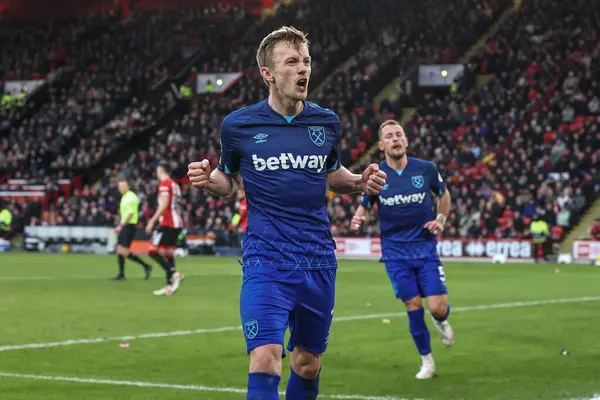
left=385, top=258, right=448, bottom=302
left=239, top=266, right=336, bottom=356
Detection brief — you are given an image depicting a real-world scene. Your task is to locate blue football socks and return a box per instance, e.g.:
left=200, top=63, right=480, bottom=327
left=247, top=372, right=281, bottom=400
left=407, top=307, right=432, bottom=356
left=285, top=366, right=320, bottom=400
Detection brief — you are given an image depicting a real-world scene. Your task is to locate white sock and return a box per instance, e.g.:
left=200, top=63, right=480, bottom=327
left=421, top=353, right=434, bottom=365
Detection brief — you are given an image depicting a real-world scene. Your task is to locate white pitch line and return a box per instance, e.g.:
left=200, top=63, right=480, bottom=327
left=570, top=396, right=600, bottom=400
left=1, top=296, right=599, bottom=353
left=0, top=276, right=55, bottom=281
left=0, top=372, right=423, bottom=400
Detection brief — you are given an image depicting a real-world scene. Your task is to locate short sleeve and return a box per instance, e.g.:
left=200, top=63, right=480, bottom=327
left=124, top=194, right=139, bottom=214
left=158, top=183, right=170, bottom=197
left=360, top=192, right=377, bottom=209
left=327, top=119, right=342, bottom=172
left=217, top=117, right=241, bottom=175
left=428, top=162, right=446, bottom=196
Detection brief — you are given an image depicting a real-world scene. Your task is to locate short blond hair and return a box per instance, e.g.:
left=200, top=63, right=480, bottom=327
left=378, top=119, right=403, bottom=137
left=256, top=26, right=309, bottom=86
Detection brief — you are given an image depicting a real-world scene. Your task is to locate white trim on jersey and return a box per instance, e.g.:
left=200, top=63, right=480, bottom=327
left=170, top=182, right=183, bottom=229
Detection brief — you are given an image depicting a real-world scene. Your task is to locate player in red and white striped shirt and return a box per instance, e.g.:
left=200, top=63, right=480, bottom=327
left=145, top=161, right=184, bottom=296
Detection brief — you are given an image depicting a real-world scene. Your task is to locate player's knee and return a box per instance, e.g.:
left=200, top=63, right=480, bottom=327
left=291, top=348, right=321, bottom=379
left=404, top=296, right=423, bottom=311
left=250, top=345, right=282, bottom=375
left=116, top=246, right=129, bottom=256
left=428, top=296, right=448, bottom=318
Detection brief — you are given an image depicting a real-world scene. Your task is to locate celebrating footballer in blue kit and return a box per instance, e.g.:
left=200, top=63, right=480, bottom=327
left=187, top=26, right=387, bottom=399
left=351, top=119, right=454, bottom=380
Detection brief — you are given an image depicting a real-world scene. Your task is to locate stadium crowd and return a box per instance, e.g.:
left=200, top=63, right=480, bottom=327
left=1, top=0, right=598, bottom=248
left=43, top=0, right=511, bottom=230
left=332, top=0, right=600, bottom=239
left=0, top=5, right=249, bottom=175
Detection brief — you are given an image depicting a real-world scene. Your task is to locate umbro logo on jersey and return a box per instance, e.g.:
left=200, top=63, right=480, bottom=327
left=379, top=192, right=426, bottom=206
left=252, top=153, right=328, bottom=173
left=253, top=133, right=269, bottom=143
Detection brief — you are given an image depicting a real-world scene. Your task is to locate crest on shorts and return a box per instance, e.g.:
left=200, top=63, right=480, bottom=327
left=411, top=175, right=424, bottom=189
left=244, top=320, right=259, bottom=339
left=308, top=126, right=325, bottom=147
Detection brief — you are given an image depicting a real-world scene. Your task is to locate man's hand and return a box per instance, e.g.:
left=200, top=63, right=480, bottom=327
left=145, top=220, right=155, bottom=235
left=115, top=224, right=122, bottom=234
left=188, top=160, right=212, bottom=190
left=351, top=215, right=366, bottom=232
left=424, top=218, right=445, bottom=236
left=362, top=164, right=387, bottom=195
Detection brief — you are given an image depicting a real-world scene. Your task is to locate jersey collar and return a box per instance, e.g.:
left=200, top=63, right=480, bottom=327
left=383, top=158, right=409, bottom=176
left=262, top=98, right=309, bottom=123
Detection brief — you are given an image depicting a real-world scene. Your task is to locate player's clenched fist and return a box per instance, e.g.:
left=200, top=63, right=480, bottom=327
left=350, top=215, right=366, bottom=232
left=362, top=163, right=387, bottom=195
left=187, top=160, right=211, bottom=189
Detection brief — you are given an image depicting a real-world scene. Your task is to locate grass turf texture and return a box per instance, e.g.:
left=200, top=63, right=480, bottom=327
left=0, top=253, right=598, bottom=400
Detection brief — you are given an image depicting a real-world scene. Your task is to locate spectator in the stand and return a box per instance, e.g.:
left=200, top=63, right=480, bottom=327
left=5, top=0, right=599, bottom=248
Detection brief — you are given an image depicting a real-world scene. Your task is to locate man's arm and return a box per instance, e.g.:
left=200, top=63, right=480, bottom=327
left=148, top=193, right=169, bottom=226
left=350, top=204, right=371, bottom=232
left=117, top=213, right=133, bottom=230
left=327, top=164, right=387, bottom=195
left=424, top=190, right=451, bottom=235
left=206, top=169, right=241, bottom=198
left=189, top=116, right=242, bottom=196
left=327, top=166, right=363, bottom=194
left=436, top=190, right=451, bottom=225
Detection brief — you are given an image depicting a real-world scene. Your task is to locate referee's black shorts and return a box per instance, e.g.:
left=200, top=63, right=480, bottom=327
left=117, top=224, right=137, bottom=248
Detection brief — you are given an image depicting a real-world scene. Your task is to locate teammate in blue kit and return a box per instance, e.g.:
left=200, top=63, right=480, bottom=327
left=351, top=119, right=454, bottom=379
left=187, top=26, right=387, bottom=399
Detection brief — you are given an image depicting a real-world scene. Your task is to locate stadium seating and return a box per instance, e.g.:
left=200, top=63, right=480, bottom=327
left=71, top=0, right=512, bottom=233
left=1, top=0, right=598, bottom=251
left=0, top=6, right=252, bottom=176
left=338, top=0, right=600, bottom=239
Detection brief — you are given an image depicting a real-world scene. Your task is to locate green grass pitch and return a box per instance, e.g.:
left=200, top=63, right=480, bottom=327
left=0, top=253, right=599, bottom=400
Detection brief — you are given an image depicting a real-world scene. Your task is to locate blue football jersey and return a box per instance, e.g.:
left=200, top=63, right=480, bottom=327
left=360, top=157, right=446, bottom=261
left=218, top=99, right=341, bottom=270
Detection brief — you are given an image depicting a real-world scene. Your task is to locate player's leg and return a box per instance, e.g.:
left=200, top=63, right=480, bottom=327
left=112, top=226, right=134, bottom=280
left=418, top=260, right=453, bottom=347
left=241, top=268, right=295, bottom=399
left=386, top=261, right=435, bottom=379
left=121, top=225, right=152, bottom=279
left=287, top=347, right=322, bottom=399
left=148, top=228, right=180, bottom=295
left=165, top=229, right=184, bottom=290
left=286, top=269, right=336, bottom=399
left=534, top=243, right=542, bottom=263
left=112, top=244, right=127, bottom=280
left=127, top=250, right=153, bottom=280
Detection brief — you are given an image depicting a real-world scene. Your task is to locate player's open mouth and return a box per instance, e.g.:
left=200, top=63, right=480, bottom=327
left=296, top=78, right=308, bottom=90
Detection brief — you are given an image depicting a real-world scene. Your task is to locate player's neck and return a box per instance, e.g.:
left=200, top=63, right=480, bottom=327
left=386, top=155, right=408, bottom=171
left=268, top=93, right=303, bottom=118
